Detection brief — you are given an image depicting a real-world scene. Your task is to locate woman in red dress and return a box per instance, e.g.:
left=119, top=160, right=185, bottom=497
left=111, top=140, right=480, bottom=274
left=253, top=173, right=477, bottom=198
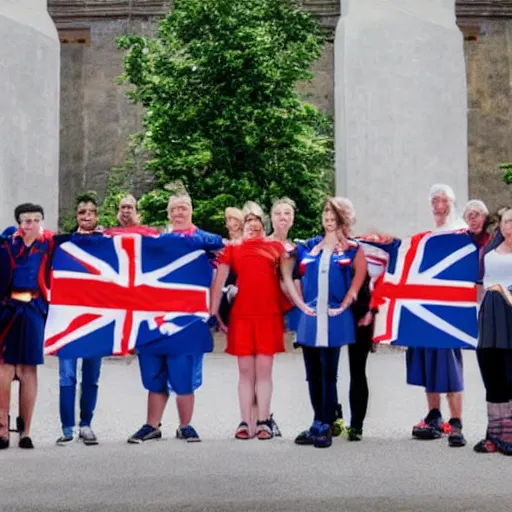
left=211, top=202, right=286, bottom=440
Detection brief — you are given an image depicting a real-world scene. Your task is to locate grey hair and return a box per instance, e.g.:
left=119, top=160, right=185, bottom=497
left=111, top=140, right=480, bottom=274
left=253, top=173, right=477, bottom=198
left=463, top=199, right=489, bottom=218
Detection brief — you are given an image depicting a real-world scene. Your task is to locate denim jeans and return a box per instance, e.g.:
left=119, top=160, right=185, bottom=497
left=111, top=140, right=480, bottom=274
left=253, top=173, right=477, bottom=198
left=59, top=358, right=102, bottom=436
left=302, top=346, right=341, bottom=426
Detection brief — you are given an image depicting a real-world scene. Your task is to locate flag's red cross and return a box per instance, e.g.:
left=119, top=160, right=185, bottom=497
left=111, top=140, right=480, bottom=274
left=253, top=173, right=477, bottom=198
left=372, top=233, right=476, bottom=343
left=47, top=237, right=208, bottom=355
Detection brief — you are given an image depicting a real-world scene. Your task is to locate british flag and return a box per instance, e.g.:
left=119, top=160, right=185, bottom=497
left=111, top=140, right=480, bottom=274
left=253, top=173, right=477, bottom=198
left=44, top=232, right=223, bottom=358
left=371, top=231, right=480, bottom=349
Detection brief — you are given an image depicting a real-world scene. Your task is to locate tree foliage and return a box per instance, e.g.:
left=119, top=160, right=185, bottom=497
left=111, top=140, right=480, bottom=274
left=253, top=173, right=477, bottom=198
left=500, top=162, right=512, bottom=185
left=117, top=0, right=333, bottom=237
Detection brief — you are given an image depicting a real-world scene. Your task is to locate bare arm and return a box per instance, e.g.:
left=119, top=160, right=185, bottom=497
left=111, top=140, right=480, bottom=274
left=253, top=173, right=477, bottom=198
left=280, top=256, right=315, bottom=315
left=210, top=263, right=230, bottom=317
left=342, top=248, right=368, bottom=308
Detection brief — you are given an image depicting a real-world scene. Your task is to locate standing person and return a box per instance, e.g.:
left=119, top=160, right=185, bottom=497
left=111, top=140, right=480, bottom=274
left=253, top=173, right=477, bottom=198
left=56, top=195, right=103, bottom=446
left=281, top=197, right=367, bottom=448
left=211, top=202, right=287, bottom=440
left=0, top=203, right=53, bottom=449
left=218, top=207, right=244, bottom=327
left=294, top=198, right=375, bottom=442
left=128, top=191, right=222, bottom=444
left=473, top=207, right=512, bottom=455
left=408, top=184, right=467, bottom=447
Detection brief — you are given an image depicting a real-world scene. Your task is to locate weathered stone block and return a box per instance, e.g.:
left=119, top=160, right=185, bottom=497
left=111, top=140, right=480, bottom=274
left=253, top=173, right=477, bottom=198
left=335, top=0, right=468, bottom=236
left=0, top=1, right=60, bottom=229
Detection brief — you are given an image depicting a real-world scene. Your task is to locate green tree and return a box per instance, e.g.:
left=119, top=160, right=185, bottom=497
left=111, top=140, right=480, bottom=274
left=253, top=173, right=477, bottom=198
left=500, top=162, right=512, bottom=185
left=117, top=0, right=333, bottom=237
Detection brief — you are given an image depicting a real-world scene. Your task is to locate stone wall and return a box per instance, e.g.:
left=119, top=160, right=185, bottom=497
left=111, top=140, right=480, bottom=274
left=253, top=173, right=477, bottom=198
left=48, top=0, right=512, bottom=222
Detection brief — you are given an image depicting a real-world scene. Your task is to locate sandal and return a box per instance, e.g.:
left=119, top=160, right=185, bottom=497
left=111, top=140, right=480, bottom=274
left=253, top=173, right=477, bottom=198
left=256, top=419, right=274, bottom=440
left=235, top=422, right=251, bottom=440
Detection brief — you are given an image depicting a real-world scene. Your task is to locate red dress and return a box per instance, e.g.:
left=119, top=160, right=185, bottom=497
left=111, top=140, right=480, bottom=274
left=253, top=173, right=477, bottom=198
left=220, top=238, right=285, bottom=356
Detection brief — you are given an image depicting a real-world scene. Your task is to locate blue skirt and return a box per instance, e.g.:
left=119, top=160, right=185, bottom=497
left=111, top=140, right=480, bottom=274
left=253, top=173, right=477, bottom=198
left=406, top=347, right=463, bottom=393
left=0, top=298, right=46, bottom=366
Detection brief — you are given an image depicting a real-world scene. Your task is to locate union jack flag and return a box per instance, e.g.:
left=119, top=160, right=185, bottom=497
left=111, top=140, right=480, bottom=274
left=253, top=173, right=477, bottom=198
left=371, top=231, right=479, bottom=349
left=44, top=232, right=223, bottom=358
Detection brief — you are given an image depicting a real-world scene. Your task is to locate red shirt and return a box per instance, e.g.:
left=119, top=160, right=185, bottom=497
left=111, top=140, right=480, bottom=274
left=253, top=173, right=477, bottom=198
left=221, top=238, right=285, bottom=318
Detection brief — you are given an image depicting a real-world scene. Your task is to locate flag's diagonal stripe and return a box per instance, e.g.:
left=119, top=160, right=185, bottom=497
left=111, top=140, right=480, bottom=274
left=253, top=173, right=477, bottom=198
left=60, top=242, right=119, bottom=281
left=414, top=243, right=476, bottom=281
left=44, top=314, right=116, bottom=355
left=141, top=250, right=205, bottom=283
left=405, top=302, right=478, bottom=347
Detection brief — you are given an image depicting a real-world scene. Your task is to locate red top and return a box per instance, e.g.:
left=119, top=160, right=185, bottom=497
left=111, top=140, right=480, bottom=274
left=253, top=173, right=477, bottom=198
left=220, top=238, right=285, bottom=318
left=104, top=225, right=160, bottom=236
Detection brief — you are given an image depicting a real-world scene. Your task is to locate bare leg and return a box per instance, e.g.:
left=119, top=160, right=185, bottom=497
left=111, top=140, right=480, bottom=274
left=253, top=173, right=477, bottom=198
left=426, top=392, right=441, bottom=414
left=447, top=392, right=463, bottom=420
left=249, top=399, right=258, bottom=437
left=255, top=355, right=274, bottom=421
left=0, top=364, right=15, bottom=439
left=237, top=356, right=256, bottom=430
left=17, top=365, right=38, bottom=437
left=176, top=394, right=194, bottom=427
left=146, top=391, right=169, bottom=428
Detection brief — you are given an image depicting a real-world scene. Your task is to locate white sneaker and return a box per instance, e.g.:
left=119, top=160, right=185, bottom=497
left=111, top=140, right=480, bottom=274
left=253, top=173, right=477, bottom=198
left=79, top=426, right=99, bottom=445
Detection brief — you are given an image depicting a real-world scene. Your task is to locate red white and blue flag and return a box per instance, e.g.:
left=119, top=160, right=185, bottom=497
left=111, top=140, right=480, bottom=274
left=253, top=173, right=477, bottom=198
left=370, top=231, right=479, bottom=349
left=44, top=232, right=222, bottom=358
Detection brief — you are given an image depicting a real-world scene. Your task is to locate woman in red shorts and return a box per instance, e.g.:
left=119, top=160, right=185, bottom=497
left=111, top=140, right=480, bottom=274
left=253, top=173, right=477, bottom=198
left=211, top=202, right=286, bottom=440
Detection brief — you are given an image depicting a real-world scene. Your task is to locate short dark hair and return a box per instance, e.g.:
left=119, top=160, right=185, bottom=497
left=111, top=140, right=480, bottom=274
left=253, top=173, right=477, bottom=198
left=75, top=192, right=98, bottom=209
left=14, top=203, right=45, bottom=224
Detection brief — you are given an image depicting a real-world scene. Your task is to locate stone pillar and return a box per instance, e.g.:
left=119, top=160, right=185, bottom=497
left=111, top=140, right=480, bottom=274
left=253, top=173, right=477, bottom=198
left=335, top=0, right=468, bottom=237
left=0, top=0, right=60, bottom=230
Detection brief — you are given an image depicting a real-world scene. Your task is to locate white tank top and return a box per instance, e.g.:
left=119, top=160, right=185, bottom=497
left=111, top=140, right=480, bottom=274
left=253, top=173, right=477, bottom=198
left=483, top=250, right=512, bottom=290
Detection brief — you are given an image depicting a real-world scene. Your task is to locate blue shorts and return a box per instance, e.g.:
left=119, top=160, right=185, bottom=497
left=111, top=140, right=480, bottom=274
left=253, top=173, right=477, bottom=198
left=138, top=353, right=204, bottom=395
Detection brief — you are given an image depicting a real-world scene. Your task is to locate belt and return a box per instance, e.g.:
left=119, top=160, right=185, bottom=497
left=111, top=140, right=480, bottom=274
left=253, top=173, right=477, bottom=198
left=10, top=291, right=34, bottom=303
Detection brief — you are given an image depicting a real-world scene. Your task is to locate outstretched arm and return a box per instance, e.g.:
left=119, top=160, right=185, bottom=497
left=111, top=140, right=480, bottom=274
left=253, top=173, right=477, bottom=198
left=210, top=263, right=230, bottom=331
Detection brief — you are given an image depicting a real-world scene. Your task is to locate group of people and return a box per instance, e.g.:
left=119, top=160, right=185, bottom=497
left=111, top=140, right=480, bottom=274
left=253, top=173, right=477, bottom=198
left=0, top=184, right=510, bottom=456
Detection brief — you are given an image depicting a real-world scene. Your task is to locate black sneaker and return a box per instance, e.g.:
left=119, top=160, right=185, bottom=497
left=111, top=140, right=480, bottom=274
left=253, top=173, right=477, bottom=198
left=176, top=425, right=201, bottom=443
left=0, top=437, right=9, bottom=450
left=127, top=424, right=162, bottom=444
left=347, top=427, right=363, bottom=442
left=332, top=404, right=344, bottom=437
left=412, top=409, right=444, bottom=440
left=448, top=418, right=466, bottom=447
left=19, top=436, right=34, bottom=449
left=56, top=434, right=74, bottom=446
left=294, top=422, right=321, bottom=446
left=269, top=413, right=282, bottom=437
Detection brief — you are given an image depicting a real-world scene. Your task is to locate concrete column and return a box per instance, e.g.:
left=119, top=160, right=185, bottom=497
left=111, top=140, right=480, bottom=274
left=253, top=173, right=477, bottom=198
left=335, top=0, right=468, bottom=237
left=0, top=0, right=60, bottom=230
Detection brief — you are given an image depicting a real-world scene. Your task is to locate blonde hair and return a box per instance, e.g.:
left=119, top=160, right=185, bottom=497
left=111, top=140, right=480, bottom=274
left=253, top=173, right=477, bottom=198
left=242, top=201, right=267, bottom=227
left=271, top=197, right=296, bottom=215
left=324, top=196, right=356, bottom=237
left=119, top=194, right=137, bottom=208
left=225, top=207, right=244, bottom=224
left=167, top=193, right=192, bottom=209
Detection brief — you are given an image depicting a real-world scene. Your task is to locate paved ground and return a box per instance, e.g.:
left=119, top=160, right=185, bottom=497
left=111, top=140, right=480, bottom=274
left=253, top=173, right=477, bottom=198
left=1, top=348, right=511, bottom=512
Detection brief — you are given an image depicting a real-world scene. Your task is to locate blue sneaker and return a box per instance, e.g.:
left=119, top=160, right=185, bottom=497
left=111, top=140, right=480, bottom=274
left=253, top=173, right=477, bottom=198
left=314, top=424, right=333, bottom=449
left=127, top=424, right=162, bottom=444
left=176, top=425, right=201, bottom=443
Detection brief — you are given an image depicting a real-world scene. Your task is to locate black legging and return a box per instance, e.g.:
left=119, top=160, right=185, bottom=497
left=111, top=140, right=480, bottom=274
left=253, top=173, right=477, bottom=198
left=347, top=324, right=372, bottom=429
left=303, top=346, right=341, bottom=425
left=476, top=349, right=512, bottom=403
